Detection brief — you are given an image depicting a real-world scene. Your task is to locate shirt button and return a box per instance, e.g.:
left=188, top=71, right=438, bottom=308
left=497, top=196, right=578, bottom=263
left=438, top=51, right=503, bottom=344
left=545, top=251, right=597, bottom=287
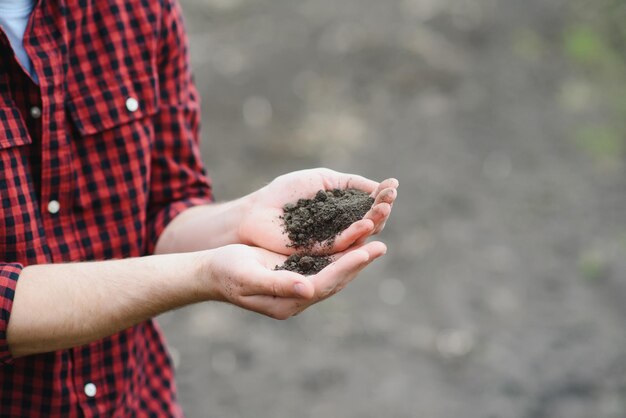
left=47, top=200, right=60, bottom=214
left=84, top=382, right=97, bottom=398
left=30, top=106, right=42, bottom=119
left=125, top=97, right=139, bottom=112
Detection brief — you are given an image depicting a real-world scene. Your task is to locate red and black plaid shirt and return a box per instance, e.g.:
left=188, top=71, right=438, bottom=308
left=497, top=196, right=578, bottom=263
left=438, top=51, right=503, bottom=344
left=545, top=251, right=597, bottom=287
left=0, top=0, right=213, bottom=415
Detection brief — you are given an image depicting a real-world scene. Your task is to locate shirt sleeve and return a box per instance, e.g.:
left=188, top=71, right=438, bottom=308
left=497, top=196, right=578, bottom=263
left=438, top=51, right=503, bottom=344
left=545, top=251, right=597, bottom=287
left=0, top=263, right=23, bottom=365
left=145, top=0, right=214, bottom=254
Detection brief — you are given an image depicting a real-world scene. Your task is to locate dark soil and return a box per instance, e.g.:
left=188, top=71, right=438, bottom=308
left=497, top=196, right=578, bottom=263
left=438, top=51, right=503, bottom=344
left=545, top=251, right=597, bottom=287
left=281, top=188, right=374, bottom=250
left=274, top=188, right=374, bottom=275
left=275, top=254, right=332, bottom=275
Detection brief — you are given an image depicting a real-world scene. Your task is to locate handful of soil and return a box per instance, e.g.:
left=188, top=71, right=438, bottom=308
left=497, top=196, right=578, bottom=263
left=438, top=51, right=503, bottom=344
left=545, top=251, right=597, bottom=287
left=275, top=188, right=374, bottom=275
left=277, top=254, right=333, bottom=276
left=282, top=188, right=374, bottom=250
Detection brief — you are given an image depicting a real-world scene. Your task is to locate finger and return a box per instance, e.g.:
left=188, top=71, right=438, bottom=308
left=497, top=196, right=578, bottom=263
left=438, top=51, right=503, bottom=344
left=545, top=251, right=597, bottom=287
left=325, top=240, right=387, bottom=266
left=321, top=218, right=374, bottom=253
left=368, top=202, right=392, bottom=235
left=240, top=295, right=307, bottom=320
left=325, top=242, right=387, bottom=291
left=314, top=251, right=369, bottom=300
left=319, top=169, right=379, bottom=194
left=364, top=185, right=398, bottom=234
left=311, top=243, right=386, bottom=300
left=344, top=175, right=379, bottom=194
left=360, top=240, right=388, bottom=259
left=241, top=269, right=315, bottom=299
left=371, top=178, right=399, bottom=198
left=374, top=187, right=398, bottom=206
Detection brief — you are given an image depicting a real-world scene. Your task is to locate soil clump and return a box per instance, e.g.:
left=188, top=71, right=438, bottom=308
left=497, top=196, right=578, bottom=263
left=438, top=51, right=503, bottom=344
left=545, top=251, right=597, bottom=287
left=281, top=188, right=374, bottom=250
left=276, top=254, right=332, bottom=275
left=274, top=188, right=374, bottom=275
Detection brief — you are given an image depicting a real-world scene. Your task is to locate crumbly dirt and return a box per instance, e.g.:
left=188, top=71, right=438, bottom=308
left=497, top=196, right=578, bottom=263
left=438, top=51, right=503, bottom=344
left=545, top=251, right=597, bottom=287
left=275, top=254, right=332, bottom=275
left=273, top=188, right=373, bottom=274
left=281, top=189, right=374, bottom=250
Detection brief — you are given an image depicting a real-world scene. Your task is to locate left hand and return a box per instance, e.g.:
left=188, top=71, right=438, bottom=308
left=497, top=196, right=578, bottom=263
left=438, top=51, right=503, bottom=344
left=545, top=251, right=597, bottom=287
left=201, top=241, right=387, bottom=320
left=238, top=168, right=398, bottom=255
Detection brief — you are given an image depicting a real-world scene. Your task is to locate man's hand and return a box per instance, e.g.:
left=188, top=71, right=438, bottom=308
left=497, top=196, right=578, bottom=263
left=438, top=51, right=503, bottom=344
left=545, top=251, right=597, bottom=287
left=199, top=240, right=387, bottom=319
left=238, top=168, right=398, bottom=255
left=7, top=240, right=385, bottom=357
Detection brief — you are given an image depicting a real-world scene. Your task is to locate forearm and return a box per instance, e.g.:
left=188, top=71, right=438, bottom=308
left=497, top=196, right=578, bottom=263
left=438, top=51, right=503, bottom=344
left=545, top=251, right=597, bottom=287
left=154, top=196, right=252, bottom=254
left=7, top=252, right=203, bottom=358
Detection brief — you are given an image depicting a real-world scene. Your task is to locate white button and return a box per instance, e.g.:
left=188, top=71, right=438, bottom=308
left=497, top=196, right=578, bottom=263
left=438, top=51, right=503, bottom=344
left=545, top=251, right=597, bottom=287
left=84, top=382, right=97, bottom=397
left=30, top=106, right=42, bottom=119
left=47, top=200, right=60, bottom=214
left=125, top=97, right=139, bottom=112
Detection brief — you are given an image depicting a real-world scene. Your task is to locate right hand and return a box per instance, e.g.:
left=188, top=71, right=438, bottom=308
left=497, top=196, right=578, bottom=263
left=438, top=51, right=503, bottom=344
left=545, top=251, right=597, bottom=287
left=198, top=241, right=387, bottom=319
left=237, top=168, right=399, bottom=255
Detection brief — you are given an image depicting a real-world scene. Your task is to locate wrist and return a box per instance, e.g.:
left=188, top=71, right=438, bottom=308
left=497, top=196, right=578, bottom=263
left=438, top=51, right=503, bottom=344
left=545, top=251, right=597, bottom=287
left=189, top=249, right=220, bottom=302
left=146, top=251, right=212, bottom=306
left=234, top=191, right=257, bottom=245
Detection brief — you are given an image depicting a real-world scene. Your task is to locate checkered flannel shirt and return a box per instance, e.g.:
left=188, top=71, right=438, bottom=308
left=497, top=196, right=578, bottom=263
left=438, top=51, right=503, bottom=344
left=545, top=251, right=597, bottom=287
left=0, top=0, right=213, bottom=415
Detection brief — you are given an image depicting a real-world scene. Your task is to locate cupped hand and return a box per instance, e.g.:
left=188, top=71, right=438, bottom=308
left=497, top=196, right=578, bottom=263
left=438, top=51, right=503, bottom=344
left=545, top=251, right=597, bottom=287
left=199, top=241, right=387, bottom=319
left=238, top=168, right=398, bottom=255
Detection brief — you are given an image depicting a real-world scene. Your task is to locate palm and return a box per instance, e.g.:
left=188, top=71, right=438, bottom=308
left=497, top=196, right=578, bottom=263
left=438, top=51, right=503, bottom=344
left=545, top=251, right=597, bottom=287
left=240, top=203, right=288, bottom=253
left=204, top=240, right=387, bottom=320
left=238, top=168, right=397, bottom=255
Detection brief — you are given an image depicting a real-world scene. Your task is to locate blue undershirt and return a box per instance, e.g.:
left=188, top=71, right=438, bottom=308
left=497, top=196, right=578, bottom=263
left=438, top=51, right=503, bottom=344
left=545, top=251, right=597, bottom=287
left=0, top=0, right=38, bottom=83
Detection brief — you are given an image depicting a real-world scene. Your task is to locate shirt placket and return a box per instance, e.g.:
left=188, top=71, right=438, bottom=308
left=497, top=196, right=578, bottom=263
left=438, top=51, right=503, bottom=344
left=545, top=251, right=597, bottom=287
left=24, top=5, right=106, bottom=416
left=25, top=4, right=80, bottom=264
left=0, top=31, right=10, bottom=91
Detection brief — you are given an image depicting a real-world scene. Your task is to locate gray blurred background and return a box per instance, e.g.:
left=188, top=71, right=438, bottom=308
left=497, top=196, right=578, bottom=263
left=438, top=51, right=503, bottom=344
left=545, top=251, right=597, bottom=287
left=158, top=0, right=626, bottom=417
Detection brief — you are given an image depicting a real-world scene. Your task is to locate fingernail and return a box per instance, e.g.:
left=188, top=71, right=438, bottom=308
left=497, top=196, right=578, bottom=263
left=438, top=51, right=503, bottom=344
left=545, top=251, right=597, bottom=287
left=294, top=283, right=307, bottom=297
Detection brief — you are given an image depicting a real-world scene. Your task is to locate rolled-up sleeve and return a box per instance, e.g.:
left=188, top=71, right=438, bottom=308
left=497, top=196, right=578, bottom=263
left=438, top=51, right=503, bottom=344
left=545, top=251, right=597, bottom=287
left=145, top=0, right=213, bottom=254
left=0, top=263, right=23, bottom=365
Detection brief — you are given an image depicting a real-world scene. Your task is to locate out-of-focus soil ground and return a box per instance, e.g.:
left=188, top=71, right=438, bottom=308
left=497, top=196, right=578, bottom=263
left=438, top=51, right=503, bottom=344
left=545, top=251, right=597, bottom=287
left=158, top=0, right=626, bottom=416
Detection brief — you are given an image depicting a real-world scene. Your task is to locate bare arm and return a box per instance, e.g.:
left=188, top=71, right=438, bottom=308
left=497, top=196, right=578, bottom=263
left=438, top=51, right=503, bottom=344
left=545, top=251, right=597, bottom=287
left=7, top=252, right=204, bottom=358
left=154, top=198, right=249, bottom=254
left=154, top=168, right=398, bottom=255
left=6, top=240, right=385, bottom=359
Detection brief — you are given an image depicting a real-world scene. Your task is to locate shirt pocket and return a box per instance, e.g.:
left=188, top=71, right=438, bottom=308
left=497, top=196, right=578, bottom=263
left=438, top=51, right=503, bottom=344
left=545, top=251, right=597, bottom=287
left=0, top=107, right=41, bottom=260
left=64, top=75, right=160, bottom=259
left=65, top=74, right=159, bottom=136
left=0, top=106, right=32, bottom=149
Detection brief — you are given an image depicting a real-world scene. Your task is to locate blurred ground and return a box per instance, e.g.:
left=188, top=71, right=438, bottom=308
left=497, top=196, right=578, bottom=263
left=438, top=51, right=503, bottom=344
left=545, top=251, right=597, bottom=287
left=158, top=0, right=626, bottom=417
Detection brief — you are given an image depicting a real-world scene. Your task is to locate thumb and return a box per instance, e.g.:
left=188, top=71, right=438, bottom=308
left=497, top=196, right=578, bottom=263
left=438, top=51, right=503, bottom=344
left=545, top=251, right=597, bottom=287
left=260, top=269, right=315, bottom=299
